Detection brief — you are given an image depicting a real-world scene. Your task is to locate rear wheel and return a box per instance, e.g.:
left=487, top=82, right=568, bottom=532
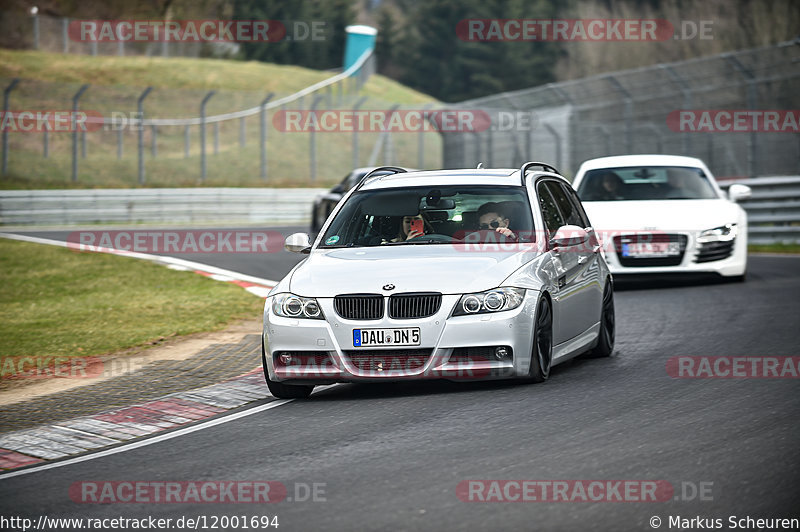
left=261, top=338, right=314, bottom=399
left=526, top=297, right=552, bottom=383
left=587, top=281, right=615, bottom=358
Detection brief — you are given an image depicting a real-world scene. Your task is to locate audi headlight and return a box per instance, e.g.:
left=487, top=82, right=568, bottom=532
left=698, top=223, right=737, bottom=243
left=272, top=293, right=325, bottom=319
left=452, top=287, right=526, bottom=316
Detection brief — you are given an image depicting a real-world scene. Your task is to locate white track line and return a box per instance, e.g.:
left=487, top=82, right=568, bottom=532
left=0, top=400, right=293, bottom=480
left=0, top=232, right=278, bottom=287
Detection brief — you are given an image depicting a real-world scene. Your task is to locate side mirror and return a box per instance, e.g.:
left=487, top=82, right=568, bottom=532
left=550, top=225, right=590, bottom=249
left=284, top=232, right=312, bottom=254
left=728, top=184, right=752, bottom=202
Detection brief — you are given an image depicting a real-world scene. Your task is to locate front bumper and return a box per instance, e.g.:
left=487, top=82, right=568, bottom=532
left=263, top=292, right=539, bottom=384
left=602, top=230, right=747, bottom=277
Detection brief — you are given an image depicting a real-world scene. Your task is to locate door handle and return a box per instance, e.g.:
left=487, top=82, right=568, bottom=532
left=578, top=255, right=588, bottom=264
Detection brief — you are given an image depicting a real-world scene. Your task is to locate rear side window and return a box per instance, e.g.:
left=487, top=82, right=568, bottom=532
left=558, top=183, right=591, bottom=228
left=537, top=182, right=565, bottom=239
left=543, top=181, right=585, bottom=228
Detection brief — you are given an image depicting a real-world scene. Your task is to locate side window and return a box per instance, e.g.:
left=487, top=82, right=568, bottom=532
left=560, top=183, right=591, bottom=228
left=537, top=182, right=565, bottom=239
left=544, top=181, right=584, bottom=227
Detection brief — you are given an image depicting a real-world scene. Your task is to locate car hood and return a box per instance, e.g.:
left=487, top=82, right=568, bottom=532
left=288, top=246, right=536, bottom=297
left=582, top=199, right=743, bottom=236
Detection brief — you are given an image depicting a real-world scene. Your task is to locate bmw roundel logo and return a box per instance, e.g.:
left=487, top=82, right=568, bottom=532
left=382, top=284, right=395, bottom=291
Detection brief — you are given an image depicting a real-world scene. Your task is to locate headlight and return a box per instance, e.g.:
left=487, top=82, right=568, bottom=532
left=452, top=287, right=526, bottom=316
left=698, top=223, right=737, bottom=243
left=272, top=293, right=325, bottom=319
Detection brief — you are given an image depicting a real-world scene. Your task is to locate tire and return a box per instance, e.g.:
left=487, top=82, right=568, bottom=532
left=526, top=297, right=553, bottom=383
left=586, top=281, right=615, bottom=358
left=261, top=338, right=314, bottom=399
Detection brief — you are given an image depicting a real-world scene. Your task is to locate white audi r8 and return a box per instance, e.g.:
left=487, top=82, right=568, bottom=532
left=262, top=163, right=614, bottom=398
left=572, top=155, right=751, bottom=280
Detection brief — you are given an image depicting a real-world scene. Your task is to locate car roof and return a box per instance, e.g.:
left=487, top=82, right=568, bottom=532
left=578, top=154, right=707, bottom=171
left=359, top=168, right=567, bottom=190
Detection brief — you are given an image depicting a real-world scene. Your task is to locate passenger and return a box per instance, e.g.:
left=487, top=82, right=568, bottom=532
left=597, top=172, right=625, bottom=200
left=392, top=214, right=426, bottom=242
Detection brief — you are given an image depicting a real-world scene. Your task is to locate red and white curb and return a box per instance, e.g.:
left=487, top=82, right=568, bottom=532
left=0, top=369, right=271, bottom=471
left=0, top=232, right=280, bottom=471
left=0, top=232, right=278, bottom=298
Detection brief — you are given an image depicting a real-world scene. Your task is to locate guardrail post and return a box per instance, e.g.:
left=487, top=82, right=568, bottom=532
left=137, top=87, right=153, bottom=185
left=309, top=95, right=324, bottom=182
left=71, top=84, right=89, bottom=182
left=259, top=93, right=274, bottom=181
left=2, top=78, right=19, bottom=176
left=200, top=91, right=215, bottom=181
left=352, top=96, right=367, bottom=168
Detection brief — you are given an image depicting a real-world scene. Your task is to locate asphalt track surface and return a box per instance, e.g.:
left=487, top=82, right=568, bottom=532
left=1, top=227, right=799, bottom=531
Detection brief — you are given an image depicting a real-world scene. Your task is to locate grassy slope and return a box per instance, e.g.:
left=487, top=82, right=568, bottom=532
left=0, top=50, right=440, bottom=189
left=0, top=238, right=264, bottom=363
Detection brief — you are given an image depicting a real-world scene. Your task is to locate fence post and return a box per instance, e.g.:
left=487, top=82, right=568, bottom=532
left=31, top=11, right=40, bottom=49
left=118, top=41, right=125, bottom=56
left=200, top=91, right=215, bottom=181
left=239, top=117, right=246, bottom=147
left=2, top=78, right=20, bottom=176
left=71, top=84, right=89, bottom=182
left=43, top=130, right=49, bottom=158
left=542, top=123, right=562, bottom=171
left=659, top=65, right=693, bottom=157
left=259, top=93, right=275, bottom=180
left=184, top=125, right=190, bottom=158
left=117, top=128, right=123, bottom=159
left=81, top=130, right=86, bottom=158
left=352, top=96, right=367, bottom=168
left=213, top=122, right=219, bottom=155
left=606, top=75, right=633, bottom=153
left=137, top=86, right=153, bottom=185
left=725, top=54, right=757, bottom=177
left=62, top=18, right=69, bottom=53
left=418, top=103, right=431, bottom=169
left=309, top=95, right=325, bottom=182
left=151, top=125, right=158, bottom=157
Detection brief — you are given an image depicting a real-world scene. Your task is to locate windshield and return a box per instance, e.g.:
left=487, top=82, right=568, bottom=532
left=577, top=166, right=719, bottom=201
left=319, top=185, right=534, bottom=248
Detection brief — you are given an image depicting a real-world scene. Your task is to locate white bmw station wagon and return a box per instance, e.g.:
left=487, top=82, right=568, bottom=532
left=262, top=164, right=614, bottom=398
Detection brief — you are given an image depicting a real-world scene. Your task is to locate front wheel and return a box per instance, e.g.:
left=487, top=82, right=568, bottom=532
left=261, top=339, right=314, bottom=399
left=586, top=281, right=615, bottom=358
left=526, top=297, right=552, bottom=383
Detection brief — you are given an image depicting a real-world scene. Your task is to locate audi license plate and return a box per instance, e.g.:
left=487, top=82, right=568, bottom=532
left=622, top=242, right=681, bottom=258
left=353, top=328, right=420, bottom=347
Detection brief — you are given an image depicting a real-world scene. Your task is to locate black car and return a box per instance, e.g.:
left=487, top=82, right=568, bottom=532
left=310, top=167, right=408, bottom=233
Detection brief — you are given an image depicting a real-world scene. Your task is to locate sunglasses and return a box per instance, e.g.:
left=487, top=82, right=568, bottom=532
left=479, top=220, right=502, bottom=230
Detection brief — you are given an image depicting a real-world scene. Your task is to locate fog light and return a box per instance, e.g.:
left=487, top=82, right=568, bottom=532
left=279, top=353, right=293, bottom=365
left=494, top=346, right=509, bottom=360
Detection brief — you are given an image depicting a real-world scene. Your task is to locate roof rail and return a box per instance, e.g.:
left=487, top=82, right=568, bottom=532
left=519, top=161, right=560, bottom=185
left=354, top=166, right=410, bottom=191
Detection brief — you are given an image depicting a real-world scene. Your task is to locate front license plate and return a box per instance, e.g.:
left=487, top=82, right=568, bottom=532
left=353, top=328, right=420, bottom=347
left=622, top=242, right=681, bottom=257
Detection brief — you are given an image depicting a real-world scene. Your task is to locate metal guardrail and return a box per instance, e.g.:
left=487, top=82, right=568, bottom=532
left=721, top=176, right=800, bottom=244
left=0, top=188, right=326, bottom=226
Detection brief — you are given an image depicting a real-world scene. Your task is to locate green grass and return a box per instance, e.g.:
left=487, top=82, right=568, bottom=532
left=0, top=50, right=441, bottom=189
left=749, top=243, right=800, bottom=254
left=0, top=238, right=263, bottom=365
